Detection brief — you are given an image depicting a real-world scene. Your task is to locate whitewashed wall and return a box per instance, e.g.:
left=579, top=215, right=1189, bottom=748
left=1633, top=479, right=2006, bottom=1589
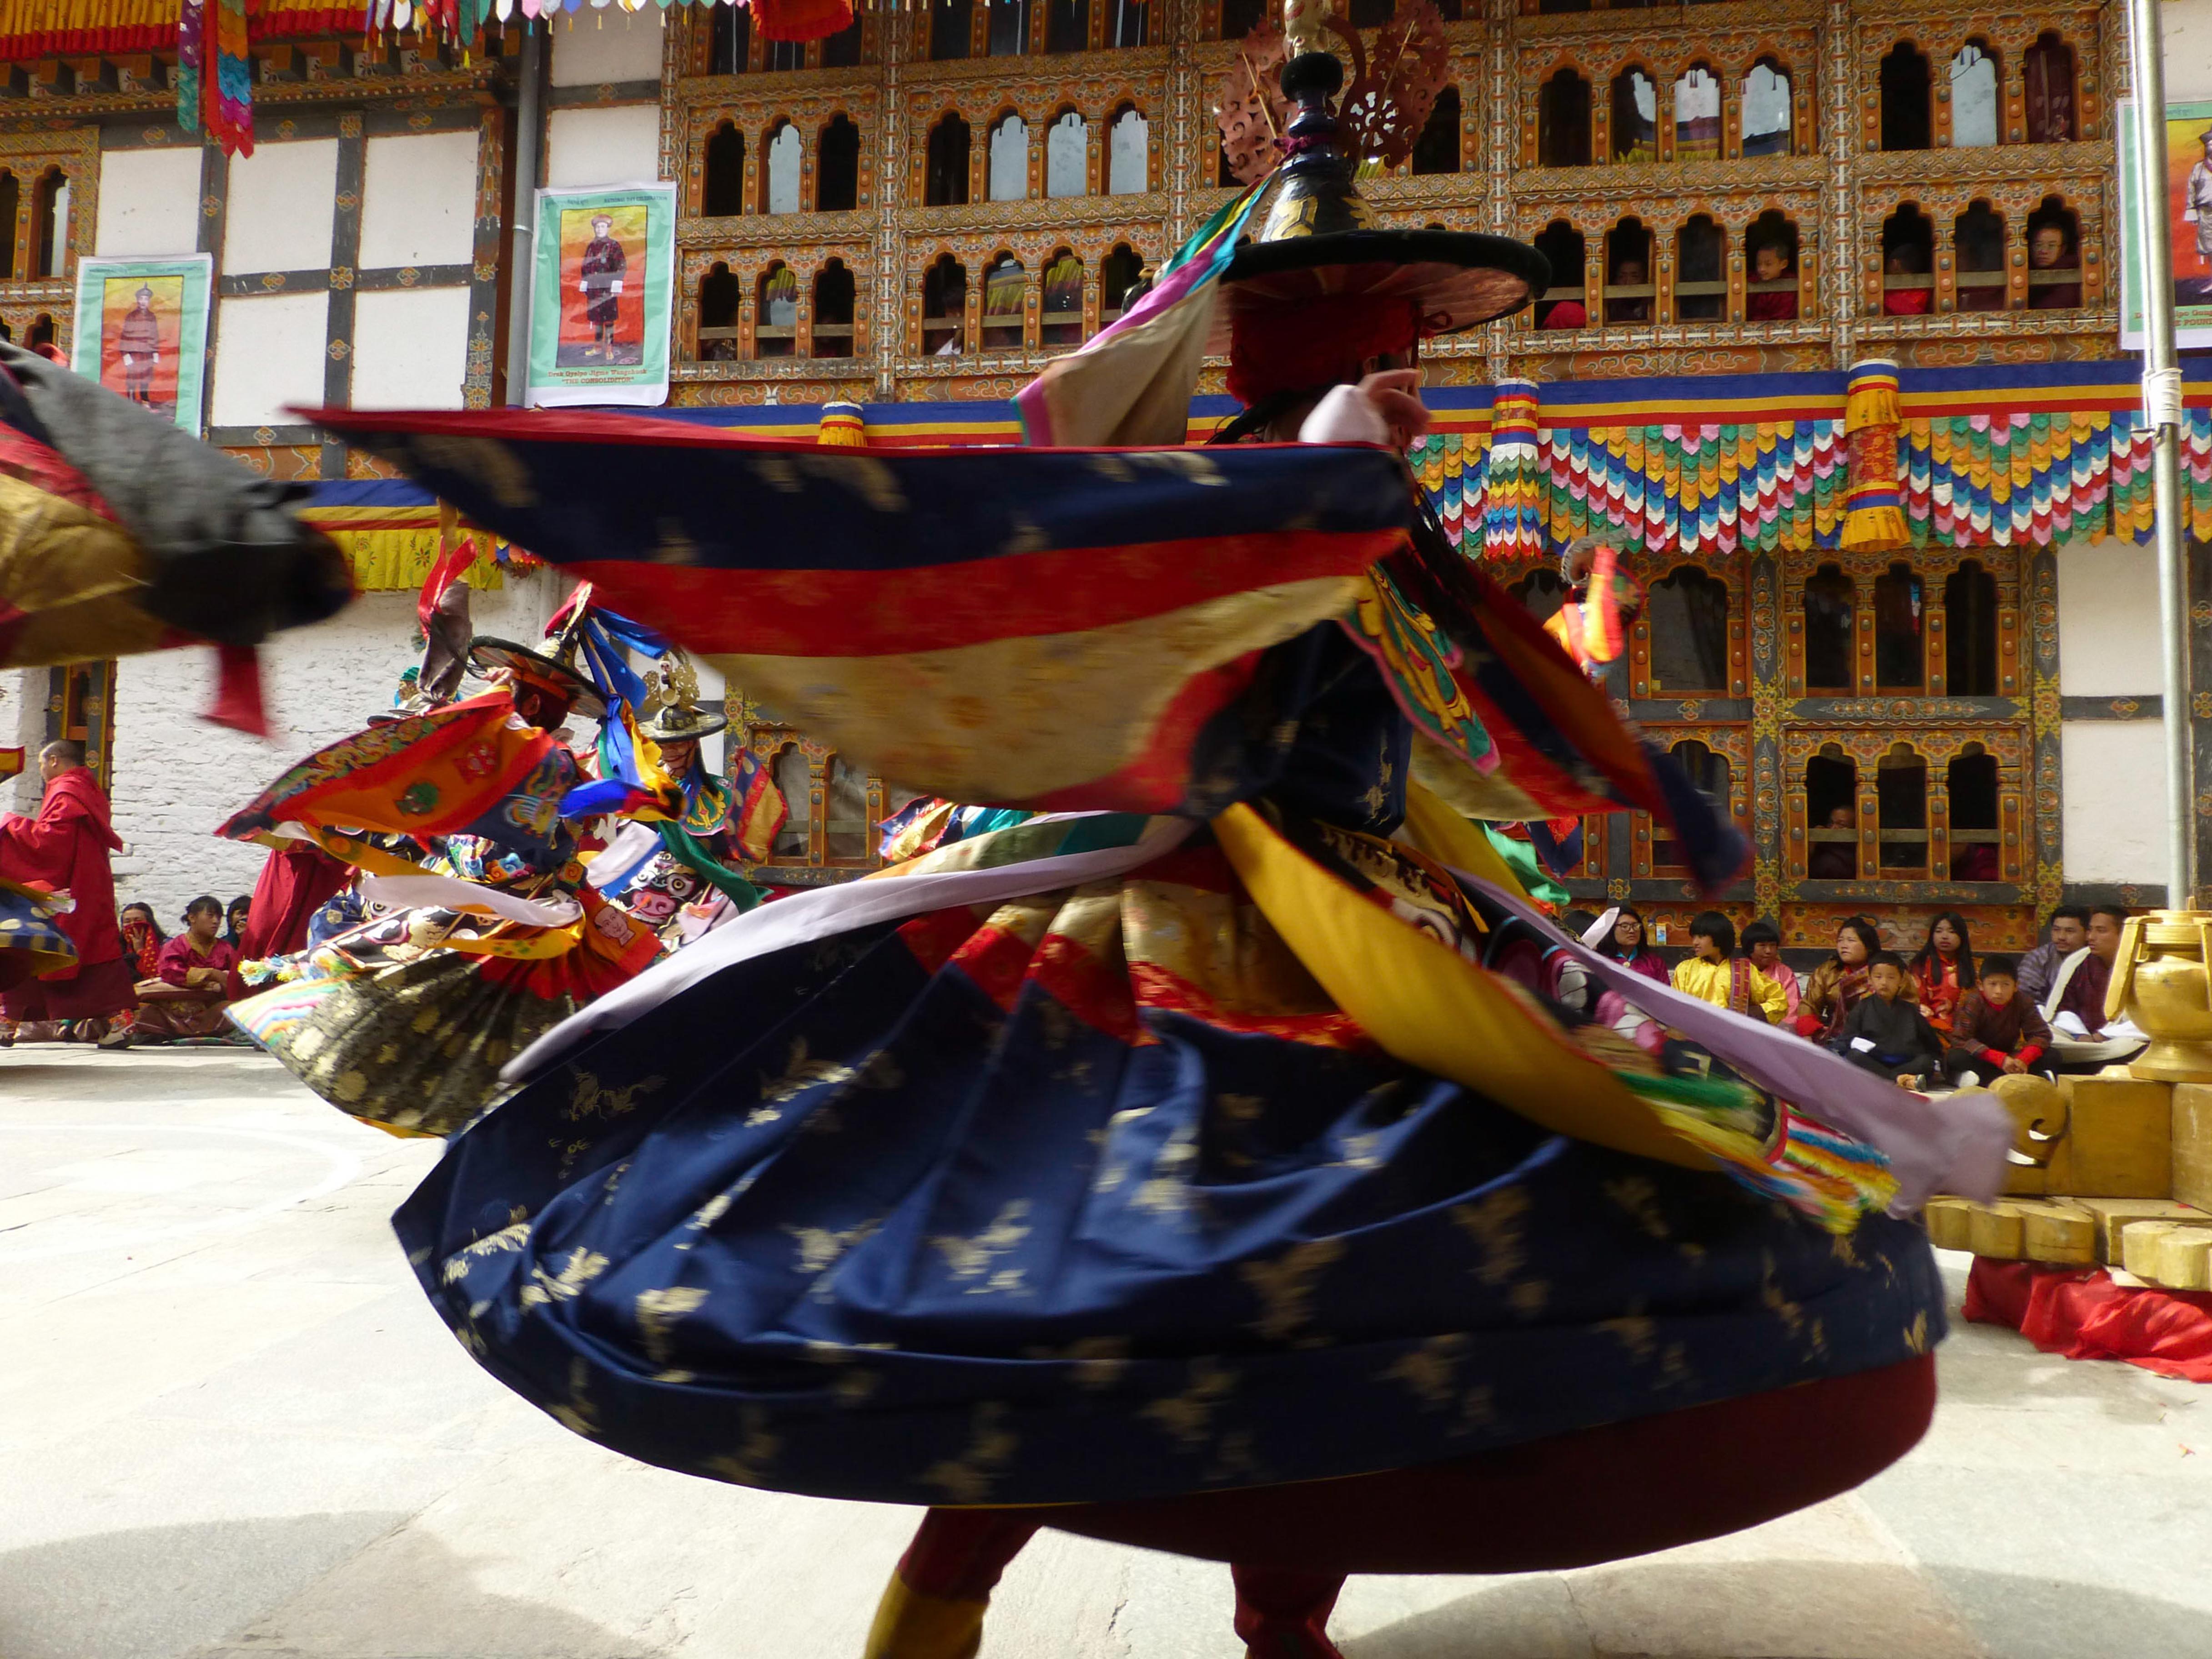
left=2056, top=538, right=2169, bottom=886
left=548, top=7, right=664, bottom=188
left=2166, top=0, right=2212, bottom=101
left=91, top=145, right=201, bottom=256
left=105, top=573, right=559, bottom=925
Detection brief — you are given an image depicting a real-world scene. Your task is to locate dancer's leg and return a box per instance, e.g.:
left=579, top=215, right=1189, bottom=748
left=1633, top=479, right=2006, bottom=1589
left=1231, top=1563, right=1348, bottom=1658
left=862, top=1507, right=1042, bottom=1659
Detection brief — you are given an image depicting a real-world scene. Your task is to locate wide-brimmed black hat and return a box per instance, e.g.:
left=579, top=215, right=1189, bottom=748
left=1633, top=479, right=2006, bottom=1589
left=640, top=701, right=728, bottom=744
left=467, top=636, right=607, bottom=723
left=1212, top=53, right=1547, bottom=352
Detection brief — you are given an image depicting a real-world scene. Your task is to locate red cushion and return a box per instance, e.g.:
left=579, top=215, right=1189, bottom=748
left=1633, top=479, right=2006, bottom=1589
left=1026, top=1357, right=1936, bottom=1574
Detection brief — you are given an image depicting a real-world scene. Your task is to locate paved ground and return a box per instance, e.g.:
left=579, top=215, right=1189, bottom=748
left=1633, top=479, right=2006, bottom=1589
left=2, top=1048, right=2209, bottom=1659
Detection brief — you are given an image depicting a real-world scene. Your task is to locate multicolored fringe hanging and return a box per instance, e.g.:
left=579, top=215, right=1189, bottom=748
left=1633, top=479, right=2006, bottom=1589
left=1481, top=379, right=1544, bottom=562
left=1839, top=359, right=1906, bottom=552
left=176, top=0, right=202, bottom=136
left=176, top=0, right=253, bottom=155
left=1543, top=419, right=1847, bottom=556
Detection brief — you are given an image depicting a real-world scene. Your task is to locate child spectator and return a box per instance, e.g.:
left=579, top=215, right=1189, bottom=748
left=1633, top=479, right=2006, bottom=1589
left=1746, top=240, right=1798, bottom=321
left=2028, top=221, right=2081, bottom=310
left=1907, top=910, right=1976, bottom=1040
left=1881, top=246, right=1931, bottom=316
left=117, top=901, right=165, bottom=980
left=1793, top=916, right=1885, bottom=1041
left=100, top=896, right=244, bottom=1048
left=1669, top=910, right=1788, bottom=1022
left=1606, top=253, right=1651, bottom=323
left=223, top=894, right=252, bottom=950
left=1832, top=950, right=1946, bottom=1089
left=1944, top=953, right=2052, bottom=1084
left=1808, top=804, right=1857, bottom=878
left=1538, top=297, right=1587, bottom=330
left=1741, top=920, right=1801, bottom=1022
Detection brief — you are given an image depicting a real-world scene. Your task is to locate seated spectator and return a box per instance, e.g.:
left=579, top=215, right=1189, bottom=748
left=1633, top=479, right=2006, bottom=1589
left=1669, top=910, right=1788, bottom=1023
left=1881, top=246, right=1931, bottom=316
left=2028, top=221, right=2081, bottom=310
left=1951, top=840, right=1999, bottom=880
left=1593, top=904, right=1668, bottom=981
left=1741, top=920, right=1801, bottom=1023
left=1746, top=240, right=1798, bottom=321
left=1792, top=916, right=1884, bottom=1041
left=1944, top=954, right=2052, bottom=1084
left=2045, top=902, right=2146, bottom=1071
left=1605, top=254, right=1650, bottom=324
left=1831, top=950, right=1945, bottom=1090
left=101, top=895, right=244, bottom=1048
left=223, top=894, right=252, bottom=950
left=117, top=901, right=165, bottom=980
left=2015, top=905, right=2086, bottom=1007
left=1538, top=297, right=1587, bottom=330
left=1808, top=804, right=1857, bottom=878
left=1908, top=910, right=1976, bottom=1041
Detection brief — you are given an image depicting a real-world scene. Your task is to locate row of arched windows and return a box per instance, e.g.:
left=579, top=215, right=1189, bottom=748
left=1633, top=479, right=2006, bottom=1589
left=926, top=0, right=1150, bottom=60
left=1880, top=198, right=2083, bottom=314
left=1536, top=59, right=1798, bottom=166
left=697, top=257, right=860, bottom=360
left=922, top=106, right=1150, bottom=205
left=1878, top=35, right=2077, bottom=150
left=0, top=167, right=72, bottom=282
left=1530, top=213, right=1808, bottom=328
left=700, top=116, right=863, bottom=217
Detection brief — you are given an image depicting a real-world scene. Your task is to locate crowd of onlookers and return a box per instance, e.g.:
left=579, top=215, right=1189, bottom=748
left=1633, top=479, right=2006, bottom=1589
left=1577, top=902, right=2140, bottom=1091
left=100, top=894, right=254, bottom=1047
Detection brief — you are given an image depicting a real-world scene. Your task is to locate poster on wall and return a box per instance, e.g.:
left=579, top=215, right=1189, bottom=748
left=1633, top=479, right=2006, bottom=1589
left=2117, top=96, right=2212, bottom=352
left=70, top=254, right=213, bottom=431
left=526, top=182, right=676, bottom=407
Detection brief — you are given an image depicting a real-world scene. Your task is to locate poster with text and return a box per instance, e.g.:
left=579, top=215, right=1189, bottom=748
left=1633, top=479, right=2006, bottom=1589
left=70, top=254, right=212, bottom=431
left=527, top=183, right=676, bottom=407
left=2117, top=96, right=2212, bottom=351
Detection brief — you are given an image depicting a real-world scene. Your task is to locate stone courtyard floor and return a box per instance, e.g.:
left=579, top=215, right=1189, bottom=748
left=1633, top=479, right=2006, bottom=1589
left=3, top=1046, right=2209, bottom=1659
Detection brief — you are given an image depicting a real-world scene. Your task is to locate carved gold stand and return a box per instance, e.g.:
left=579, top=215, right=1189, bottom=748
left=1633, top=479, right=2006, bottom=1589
left=2109, top=910, right=2212, bottom=1084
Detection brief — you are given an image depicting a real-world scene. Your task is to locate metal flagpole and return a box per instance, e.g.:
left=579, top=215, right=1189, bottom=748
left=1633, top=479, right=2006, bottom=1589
left=503, top=21, right=548, bottom=409
left=2126, top=0, right=2196, bottom=908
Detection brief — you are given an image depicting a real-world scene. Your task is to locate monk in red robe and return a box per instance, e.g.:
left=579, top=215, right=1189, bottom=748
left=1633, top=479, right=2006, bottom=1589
left=237, top=839, right=352, bottom=962
left=0, top=740, right=132, bottom=1041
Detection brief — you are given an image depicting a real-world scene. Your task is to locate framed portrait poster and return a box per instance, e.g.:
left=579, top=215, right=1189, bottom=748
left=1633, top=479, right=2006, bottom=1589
left=2117, top=96, right=2212, bottom=352
left=526, top=182, right=677, bottom=407
left=70, top=253, right=213, bottom=431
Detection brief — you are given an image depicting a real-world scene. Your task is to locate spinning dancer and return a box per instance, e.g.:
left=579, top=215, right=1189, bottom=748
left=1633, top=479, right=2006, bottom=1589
left=311, top=40, right=2010, bottom=1659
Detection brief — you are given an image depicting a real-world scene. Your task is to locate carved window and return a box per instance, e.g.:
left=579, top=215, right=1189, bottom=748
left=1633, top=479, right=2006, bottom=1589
left=1955, top=201, right=2005, bottom=312
left=1675, top=215, right=1724, bottom=322
left=1537, top=69, right=1591, bottom=168
left=1804, top=564, right=1855, bottom=692
left=988, top=113, right=1030, bottom=201
left=1647, top=566, right=1729, bottom=692
left=0, top=172, right=17, bottom=281
left=922, top=254, right=967, bottom=354
left=1046, top=0, right=1087, bottom=52
left=1609, top=69, right=1656, bottom=163
left=1876, top=742, right=1928, bottom=872
left=772, top=746, right=812, bottom=858
left=1872, top=562, right=1924, bottom=690
left=1046, top=110, right=1088, bottom=198
left=1945, top=559, right=1999, bottom=694
left=930, top=0, right=973, bottom=60
left=823, top=14, right=863, bottom=66
left=1603, top=217, right=1652, bottom=324
left=711, top=1, right=752, bottom=72
left=765, top=36, right=806, bottom=71
left=1109, top=105, right=1149, bottom=193
left=817, top=115, right=860, bottom=211
left=26, top=313, right=54, bottom=352
left=1042, top=248, right=1084, bottom=347
left=1741, top=57, right=1792, bottom=157
left=702, top=122, right=745, bottom=217
left=1672, top=65, right=1721, bottom=161
left=1880, top=43, right=1931, bottom=151
left=989, top=0, right=1031, bottom=55
left=1101, top=243, right=1144, bottom=321
left=1222, top=0, right=1266, bottom=35
left=28, top=166, right=68, bottom=281
left=1513, top=568, right=1569, bottom=627
left=982, top=253, right=1026, bottom=351
left=763, top=121, right=801, bottom=214
left=1806, top=744, right=1859, bottom=879
left=825, top=756, right=870, bottom=861
left=1109, top=0, right=1150, bottom=45
left=2026, top=197, right=2081, bottom=310
left=813, top=260, right=855, bottom=358
left=1948, top=746, right=2000, bottom=880
left=1745, top=210, right=1799, bottom=321
left=1533, top=220, right=1585, bottom=329
left=1655, top=740, right=1729, bottom=872
left=2025, top=32, right=2076, bottom=143
left=1948, top=42, right=1999, bottom=149
left=696, top=261, right=739, bottom=361
left=925, top=113, right=971, bottom=205
left=1412, top=86, right=1461, bottom=174
left=756, top=263, right=797, bottom=357
left=1347, top=0, right=1391, bottom=22
left=1880, top=204, right=1935, bottom=315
